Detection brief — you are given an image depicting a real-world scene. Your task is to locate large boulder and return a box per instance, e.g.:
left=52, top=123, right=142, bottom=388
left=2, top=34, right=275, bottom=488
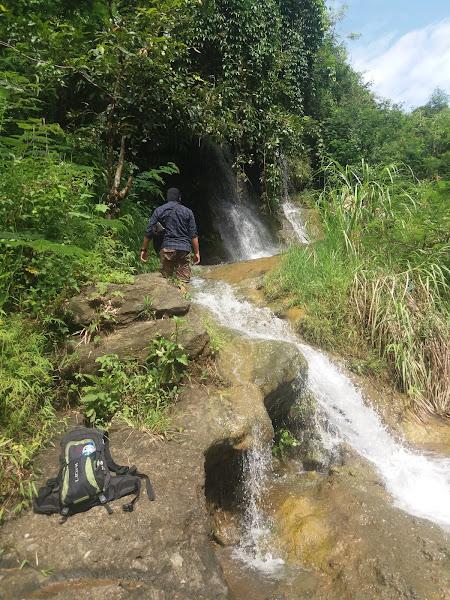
left=63, top=274, right=210, bottom=373
left=217, top=337, right=307, bottom=422
left=65, top=273, right=190, bottom=327
left=73, top=310, right=209, bottom=373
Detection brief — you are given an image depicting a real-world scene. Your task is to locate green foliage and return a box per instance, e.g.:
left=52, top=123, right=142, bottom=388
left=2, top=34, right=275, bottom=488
left=189, top=0, right=325, bottom=203
left=138, top=295, right=156, bottom=320
left=0, top=71, right=164, bottom=313
left=352, top=267, right=449, bottom=416
left=273, top=428, right=300, bottom=458
left=79, top=328, right=189, bottom=432
left=268, top=161, right=449, bottom=417
left=266, top=237, right=358, bottom=348
left=116, top=199, right=160, bottom=273
left=0, top=315, right=64, bottom=521
left=202, top=318, right=225, bottom=356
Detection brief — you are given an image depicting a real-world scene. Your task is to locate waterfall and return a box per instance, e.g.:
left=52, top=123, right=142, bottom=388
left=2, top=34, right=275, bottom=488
left=277, top=151, right=310, bottom=244
left=280, top=201, right=310, bottom=244
left=232, top=426, right=285, bottom=573
left=192, top=277, right=450, bottom=530
left=204, top=143, right=279, bottom=262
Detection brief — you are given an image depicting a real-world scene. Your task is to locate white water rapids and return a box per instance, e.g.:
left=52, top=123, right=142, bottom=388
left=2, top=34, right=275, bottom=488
left=192, top=277, right=450, bottom=531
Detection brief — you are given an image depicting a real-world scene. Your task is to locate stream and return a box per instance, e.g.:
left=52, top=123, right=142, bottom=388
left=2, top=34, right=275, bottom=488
left=193, top=277, right=450, bottom=531
left=191, top=184, right=450, bottom=599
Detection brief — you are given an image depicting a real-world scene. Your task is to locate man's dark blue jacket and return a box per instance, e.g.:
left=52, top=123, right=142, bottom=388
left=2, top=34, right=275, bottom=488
left=145, top=188, right=198, bottom=252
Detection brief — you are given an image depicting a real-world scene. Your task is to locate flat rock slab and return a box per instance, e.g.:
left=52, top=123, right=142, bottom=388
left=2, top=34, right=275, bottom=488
left=0, top=388, right=231, bottom=600
left=65, top=273, right=190, bottom=328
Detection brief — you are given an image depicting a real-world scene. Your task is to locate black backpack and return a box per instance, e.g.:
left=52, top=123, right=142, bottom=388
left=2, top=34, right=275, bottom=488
left=33, top=427, right=154, bottom=522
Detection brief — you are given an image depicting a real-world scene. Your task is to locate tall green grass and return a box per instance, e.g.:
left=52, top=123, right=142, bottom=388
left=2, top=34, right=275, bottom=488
left=352, top=266, right=449, bottom=416
left=266, top=238, right=359, bottom=348
left=0, top=316, right=64, bottom=520
left=267, top=161, right=449, bottom=418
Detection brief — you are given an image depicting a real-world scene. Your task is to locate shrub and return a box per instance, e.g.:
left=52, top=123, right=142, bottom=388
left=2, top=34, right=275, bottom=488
left=0, top=316, right=63, bottom=521
left=79, top=330, right=189, bottom=433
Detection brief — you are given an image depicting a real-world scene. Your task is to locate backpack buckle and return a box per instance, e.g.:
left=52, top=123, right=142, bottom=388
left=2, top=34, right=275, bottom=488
left=60, top=506, right=69, bottom=524
left=99, top=493, right=113, bottom=515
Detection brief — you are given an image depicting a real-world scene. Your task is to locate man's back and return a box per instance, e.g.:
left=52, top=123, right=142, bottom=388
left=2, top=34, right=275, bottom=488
left=141, top=187, right=200, bottom=287
left=153, top=201, right=197, bottom=252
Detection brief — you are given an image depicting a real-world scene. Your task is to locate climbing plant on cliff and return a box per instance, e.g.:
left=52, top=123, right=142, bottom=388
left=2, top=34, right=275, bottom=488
left=189, top=0, right=326, bottom=205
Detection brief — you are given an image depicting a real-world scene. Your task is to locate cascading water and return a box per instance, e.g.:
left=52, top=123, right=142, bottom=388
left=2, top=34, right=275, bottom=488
left=280, top=201, right=310, bottom=244
left=232, top=426, right=285, bottom=573
left=204, top=143, right=279, bottom=262
left=277, top=151, right=310, bottom=244
left=192, top=277, right=450, bottom=531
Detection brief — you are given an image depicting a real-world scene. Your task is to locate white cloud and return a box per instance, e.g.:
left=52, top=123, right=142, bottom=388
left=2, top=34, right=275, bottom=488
left=348, top=19, right=450, bottom=110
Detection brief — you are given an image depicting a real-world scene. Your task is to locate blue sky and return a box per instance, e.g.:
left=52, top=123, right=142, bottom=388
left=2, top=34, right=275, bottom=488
left=327, top=1, right=450, bottom=110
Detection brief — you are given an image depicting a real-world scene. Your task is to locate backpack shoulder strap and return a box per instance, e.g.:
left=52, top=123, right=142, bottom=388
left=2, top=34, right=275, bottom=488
left=33, top=477, right=61, bottom=515
left=102, top=433, right=155, bottom=504
left=161, top=204, right=178, bottom=227
left=127, top=465, right=155, bottom=502
left=101, top=431, right=129, bottom=473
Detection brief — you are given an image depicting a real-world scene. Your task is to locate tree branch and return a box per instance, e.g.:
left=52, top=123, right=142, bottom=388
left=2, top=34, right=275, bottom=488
left=119, top=176, right=133, bottom=200
left=0, top=41, right=115, bottom=99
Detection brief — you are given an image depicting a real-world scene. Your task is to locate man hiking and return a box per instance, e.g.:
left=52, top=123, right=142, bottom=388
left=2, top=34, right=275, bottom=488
left=141, top=187, right=200, bottom=291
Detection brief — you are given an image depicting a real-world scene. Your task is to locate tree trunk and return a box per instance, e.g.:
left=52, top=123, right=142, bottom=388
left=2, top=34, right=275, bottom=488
left=106, top=133, right=133, bottom=219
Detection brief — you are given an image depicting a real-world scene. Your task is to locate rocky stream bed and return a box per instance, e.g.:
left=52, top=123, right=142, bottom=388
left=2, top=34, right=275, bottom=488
left=1, top=264, right=449, bottom=600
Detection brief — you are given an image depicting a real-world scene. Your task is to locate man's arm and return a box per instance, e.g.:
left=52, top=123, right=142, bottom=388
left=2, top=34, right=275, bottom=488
left=141, top=235, right=151, bottom=262
left=191, top=236, right=200, bottom=265
left=141, top=208, right=159, bottom=262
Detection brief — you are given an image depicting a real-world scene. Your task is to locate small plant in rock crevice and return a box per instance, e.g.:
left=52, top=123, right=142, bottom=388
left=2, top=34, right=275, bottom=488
left=202, top=318, right=226, bottom=356
left=138, top=295, right=156, bottom=320
left=272, top=428, right=300, bottom=458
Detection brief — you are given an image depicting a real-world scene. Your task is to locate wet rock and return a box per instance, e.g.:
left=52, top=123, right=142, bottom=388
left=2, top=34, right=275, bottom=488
left=285, top=391, right=342, bottom=472
left=210, top=510, right=241, bottom=546
left=217, top=337, right=307, bottom=421
left=275, top=494, right=338, bottom=569
left=270, top=448, right=450, bottom=600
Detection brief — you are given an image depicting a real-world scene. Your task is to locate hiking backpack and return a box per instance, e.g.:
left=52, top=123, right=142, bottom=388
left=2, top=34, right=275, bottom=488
left=33, top=427, right=154, bottom=522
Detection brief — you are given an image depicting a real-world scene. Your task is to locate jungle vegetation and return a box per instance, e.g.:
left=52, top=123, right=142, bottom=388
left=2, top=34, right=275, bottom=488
left=0, top=0, right=448, bottom=518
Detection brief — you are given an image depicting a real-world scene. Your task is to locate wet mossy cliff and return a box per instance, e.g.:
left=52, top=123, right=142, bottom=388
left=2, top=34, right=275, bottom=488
left=0, top=273, right=307, bottom=600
